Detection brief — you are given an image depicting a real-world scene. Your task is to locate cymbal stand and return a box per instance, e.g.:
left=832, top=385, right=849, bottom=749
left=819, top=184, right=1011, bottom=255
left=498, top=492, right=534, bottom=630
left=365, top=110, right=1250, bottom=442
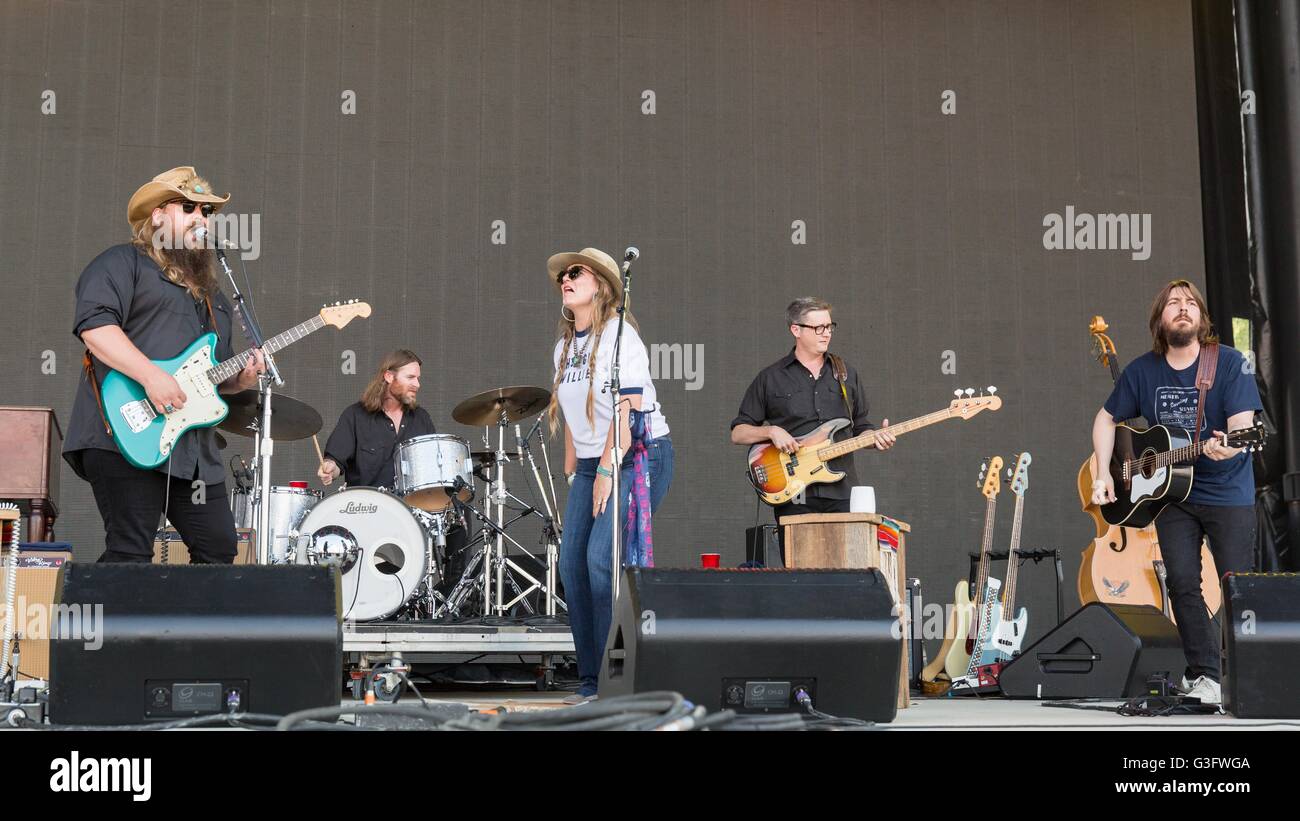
left=517, top=423, right=564, bottom=617
left=441, top=500, right=550, bottom=618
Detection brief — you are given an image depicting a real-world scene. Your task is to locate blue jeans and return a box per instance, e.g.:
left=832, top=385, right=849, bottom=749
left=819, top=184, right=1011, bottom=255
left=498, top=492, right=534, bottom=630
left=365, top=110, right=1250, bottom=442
left=560, top=436, right=674, bottom=695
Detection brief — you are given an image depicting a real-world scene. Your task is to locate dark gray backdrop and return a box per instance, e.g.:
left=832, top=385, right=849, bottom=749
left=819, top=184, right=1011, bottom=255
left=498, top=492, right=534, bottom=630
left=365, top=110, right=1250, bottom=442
left=0, top=0, right=1206, bottom=654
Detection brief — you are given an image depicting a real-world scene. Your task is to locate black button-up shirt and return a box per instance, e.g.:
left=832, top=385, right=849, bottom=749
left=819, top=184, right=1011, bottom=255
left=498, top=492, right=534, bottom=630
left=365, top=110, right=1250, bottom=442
left=64, top=244, right=238, bottom=484
left=730, top=349, right=876, bottom=499
left=322, top=402, right=437, bottom=489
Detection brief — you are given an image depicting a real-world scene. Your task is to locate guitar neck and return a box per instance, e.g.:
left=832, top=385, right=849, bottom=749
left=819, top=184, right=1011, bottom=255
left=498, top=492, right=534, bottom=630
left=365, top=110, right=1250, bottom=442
left=972, top=495, right=998, bottom=610
left=1127, top=434, right=1221, bottom=474
left=815, top=407, right=956, bottom=461
left=1002, top=492, right=1027, bottom=613
left=205, top=315, right=326, bottom=385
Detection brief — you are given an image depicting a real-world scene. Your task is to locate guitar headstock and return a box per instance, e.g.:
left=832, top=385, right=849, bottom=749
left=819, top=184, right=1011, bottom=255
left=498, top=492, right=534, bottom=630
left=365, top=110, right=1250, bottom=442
left=1225, top=422, right=1267, bottom=452
left=1089, top=315, right=1117, bottom=367
left=979, top=456, right=1004, bottom=499
left=951, top=387, right=1003, bottom=419
left=320, top=300, right=372, bottom=329
left=1007, top=451, right=1032, bottom=496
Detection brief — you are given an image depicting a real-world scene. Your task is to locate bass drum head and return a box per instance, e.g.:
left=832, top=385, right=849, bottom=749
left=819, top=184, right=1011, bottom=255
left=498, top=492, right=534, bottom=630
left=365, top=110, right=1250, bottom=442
left=296, top=487, right=429, bottom=621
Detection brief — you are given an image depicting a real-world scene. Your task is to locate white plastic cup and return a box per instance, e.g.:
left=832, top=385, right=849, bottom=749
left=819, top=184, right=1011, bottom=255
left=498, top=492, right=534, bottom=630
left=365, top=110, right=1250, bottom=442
left=850, top=485, right=876, bottom=514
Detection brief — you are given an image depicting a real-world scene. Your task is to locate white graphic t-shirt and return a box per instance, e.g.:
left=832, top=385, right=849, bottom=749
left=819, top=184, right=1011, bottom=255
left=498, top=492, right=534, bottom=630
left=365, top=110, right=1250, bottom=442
left=553, top=323, right=669, bottom=459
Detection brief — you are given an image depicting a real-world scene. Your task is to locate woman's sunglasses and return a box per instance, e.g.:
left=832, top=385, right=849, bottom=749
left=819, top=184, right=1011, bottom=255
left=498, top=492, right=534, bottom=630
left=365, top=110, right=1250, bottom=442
left=556, top=265, right=590, bottom=284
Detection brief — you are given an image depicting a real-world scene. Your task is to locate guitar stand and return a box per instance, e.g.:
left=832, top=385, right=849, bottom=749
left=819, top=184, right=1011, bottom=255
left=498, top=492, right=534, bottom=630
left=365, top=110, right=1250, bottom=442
left=967, top=548, right=1065, bottom=627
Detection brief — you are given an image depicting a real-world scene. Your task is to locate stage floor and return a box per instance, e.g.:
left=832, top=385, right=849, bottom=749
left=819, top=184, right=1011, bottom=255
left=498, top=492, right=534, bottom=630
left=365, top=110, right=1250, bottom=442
left=390, top=691, right=1299, bottom=730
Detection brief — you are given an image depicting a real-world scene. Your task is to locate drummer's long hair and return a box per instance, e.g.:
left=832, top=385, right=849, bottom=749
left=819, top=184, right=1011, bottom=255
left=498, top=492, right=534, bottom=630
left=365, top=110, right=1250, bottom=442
left=361, top=349, right=423, bottom=412
left=548, top=276, right=638, bottom=436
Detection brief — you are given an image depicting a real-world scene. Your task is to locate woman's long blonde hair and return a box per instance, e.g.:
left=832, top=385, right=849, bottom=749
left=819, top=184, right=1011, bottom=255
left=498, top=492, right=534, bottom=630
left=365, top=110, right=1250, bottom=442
left=547, top=274, right=638, bottom=434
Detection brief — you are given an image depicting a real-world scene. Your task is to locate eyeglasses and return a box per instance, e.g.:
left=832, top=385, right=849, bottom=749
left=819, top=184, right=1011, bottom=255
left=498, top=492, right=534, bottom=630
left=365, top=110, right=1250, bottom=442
left=556, top=265, right=590, bottom=284
left=795, top=322, right=838, bottom=335
left=168, top=200, right=215, bottom=218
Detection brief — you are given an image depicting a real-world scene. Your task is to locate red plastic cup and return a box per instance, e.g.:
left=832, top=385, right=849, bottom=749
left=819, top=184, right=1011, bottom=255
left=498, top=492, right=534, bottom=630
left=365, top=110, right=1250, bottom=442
left=289, top=481, right=309, bottom=489
left=700, top=553, right=721, bottom=568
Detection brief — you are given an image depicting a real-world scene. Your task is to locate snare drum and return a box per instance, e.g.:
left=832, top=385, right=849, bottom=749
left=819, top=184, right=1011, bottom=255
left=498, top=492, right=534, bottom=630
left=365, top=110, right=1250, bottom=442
left=295, top=487, right=431, bottom=621
left=393, top=434, right=474, bottom=511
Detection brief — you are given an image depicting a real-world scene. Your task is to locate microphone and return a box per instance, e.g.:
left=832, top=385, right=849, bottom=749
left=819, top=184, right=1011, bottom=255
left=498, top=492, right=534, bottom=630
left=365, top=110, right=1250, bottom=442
left=522, top=412, right=545, bottom=447
left=622, top=246, right=639, bottom=274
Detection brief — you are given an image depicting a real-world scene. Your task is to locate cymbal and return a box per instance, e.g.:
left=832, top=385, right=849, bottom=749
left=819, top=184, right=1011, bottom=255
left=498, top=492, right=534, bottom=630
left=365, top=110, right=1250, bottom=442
left=219, top=391, right=323, bottom=441
left=452, top=386, right=550, bottom=427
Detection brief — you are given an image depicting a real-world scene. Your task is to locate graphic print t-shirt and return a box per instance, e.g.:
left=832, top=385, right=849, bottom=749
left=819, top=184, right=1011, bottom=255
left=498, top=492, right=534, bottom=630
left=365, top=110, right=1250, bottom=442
left=1103, top=345, right=1261, bottom=506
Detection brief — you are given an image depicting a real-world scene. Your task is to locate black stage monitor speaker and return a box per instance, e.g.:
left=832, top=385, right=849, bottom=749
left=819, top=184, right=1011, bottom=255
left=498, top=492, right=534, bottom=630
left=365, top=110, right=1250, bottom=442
left=49, top=564, right=342, bottom=725
left=998, top=603, right=1185, bottom=699
left=1223, top=573, right=1300, bottom=718
left=598, top=567, right=900, bottom=722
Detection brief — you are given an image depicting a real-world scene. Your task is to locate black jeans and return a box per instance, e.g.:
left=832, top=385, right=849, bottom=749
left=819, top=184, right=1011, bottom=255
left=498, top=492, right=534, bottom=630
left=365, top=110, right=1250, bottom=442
left=774, top=495, right=851, bottom=556
left=82, top=448, right=238, bottom=564
left=1154, top=501, right=1256, bottom=682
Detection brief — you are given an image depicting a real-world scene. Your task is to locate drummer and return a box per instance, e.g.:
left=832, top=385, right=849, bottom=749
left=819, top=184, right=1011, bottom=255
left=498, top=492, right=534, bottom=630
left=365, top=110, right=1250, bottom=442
left=319, top=349, right=470, bottom=595
left=318, top=350, right=435, bottom=488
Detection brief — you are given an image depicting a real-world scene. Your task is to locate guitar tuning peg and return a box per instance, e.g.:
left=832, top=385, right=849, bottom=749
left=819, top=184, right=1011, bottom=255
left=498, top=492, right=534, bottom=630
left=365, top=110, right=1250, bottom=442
left=987, top=386, right=997, bottom=395
left=964, top=388, right=974, bottom=397
left=954, top=390, right=963, bottom=398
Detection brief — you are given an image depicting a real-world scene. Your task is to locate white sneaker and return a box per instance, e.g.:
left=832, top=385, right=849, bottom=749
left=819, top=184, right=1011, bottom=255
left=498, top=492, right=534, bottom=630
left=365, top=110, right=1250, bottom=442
left=1180, top=675, right=1192, bottom=692
left=1184, top=675, right=1222, bottom=705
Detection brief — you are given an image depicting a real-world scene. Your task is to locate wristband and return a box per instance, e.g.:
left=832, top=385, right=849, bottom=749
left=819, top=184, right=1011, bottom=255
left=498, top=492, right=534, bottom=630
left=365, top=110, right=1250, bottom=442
left=566, top=472, right=576, bottom=486
left=596, top=465, right=614, bottom=479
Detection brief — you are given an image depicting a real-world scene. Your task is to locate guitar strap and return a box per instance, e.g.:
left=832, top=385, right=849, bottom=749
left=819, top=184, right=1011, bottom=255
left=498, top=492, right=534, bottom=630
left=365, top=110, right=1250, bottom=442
left=1192, top=342, right=1219, bottom=449
left=827, top=353, right=853, bottom=419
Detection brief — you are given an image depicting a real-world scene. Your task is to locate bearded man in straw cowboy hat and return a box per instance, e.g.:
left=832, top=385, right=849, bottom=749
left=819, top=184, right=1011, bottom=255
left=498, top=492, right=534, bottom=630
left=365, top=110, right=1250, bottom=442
left=63, top=166, right=266, bottom=564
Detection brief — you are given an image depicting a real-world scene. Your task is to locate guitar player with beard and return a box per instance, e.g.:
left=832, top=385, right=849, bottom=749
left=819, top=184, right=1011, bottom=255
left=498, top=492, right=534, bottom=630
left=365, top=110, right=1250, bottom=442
left=1090, top=279, right=1262, bottom=706
left=730, top=297, right=896, bottom=548
left=63, top=167, right=264, bottom=564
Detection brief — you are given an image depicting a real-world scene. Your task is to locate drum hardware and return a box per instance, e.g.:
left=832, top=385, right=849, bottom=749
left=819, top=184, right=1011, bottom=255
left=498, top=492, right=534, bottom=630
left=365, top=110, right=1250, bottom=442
left=220, top=386, right=324, bottom=564
left=516, top=418, right=563, bottom=618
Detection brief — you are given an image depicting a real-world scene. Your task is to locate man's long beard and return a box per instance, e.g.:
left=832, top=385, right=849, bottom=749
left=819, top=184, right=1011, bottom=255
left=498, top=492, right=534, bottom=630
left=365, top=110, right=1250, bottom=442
left=162, top=247, right=216, bottom=297
left=1163, top=316, right=1199, bottom=349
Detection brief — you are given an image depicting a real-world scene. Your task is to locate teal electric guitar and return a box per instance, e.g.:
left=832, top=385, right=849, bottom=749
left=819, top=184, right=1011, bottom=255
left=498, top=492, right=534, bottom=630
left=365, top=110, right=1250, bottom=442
left=101, top=300, right=370, bottom=468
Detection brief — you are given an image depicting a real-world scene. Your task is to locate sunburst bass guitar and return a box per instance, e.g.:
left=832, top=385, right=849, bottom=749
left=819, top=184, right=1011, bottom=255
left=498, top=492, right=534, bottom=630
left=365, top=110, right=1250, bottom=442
left=746, top=389, right=1001, bottom=506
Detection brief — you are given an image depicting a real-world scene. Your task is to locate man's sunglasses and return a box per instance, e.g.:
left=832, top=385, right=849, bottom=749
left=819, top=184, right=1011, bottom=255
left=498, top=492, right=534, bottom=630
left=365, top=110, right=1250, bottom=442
left=556, top=265, right=591, bottom=284
left=168, top=200, right=215, bottom=217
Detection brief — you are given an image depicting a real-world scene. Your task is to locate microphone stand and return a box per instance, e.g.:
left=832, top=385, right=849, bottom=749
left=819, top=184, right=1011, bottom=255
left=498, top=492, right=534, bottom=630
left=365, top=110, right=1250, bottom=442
left=608, top=249, right=637, bottom=615
left=216, top=240, right=282, bottom=564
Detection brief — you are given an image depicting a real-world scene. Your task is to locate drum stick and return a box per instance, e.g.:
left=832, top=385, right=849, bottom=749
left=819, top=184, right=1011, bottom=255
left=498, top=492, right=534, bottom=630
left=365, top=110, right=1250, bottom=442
left=312, top=434, right=325, bottom=467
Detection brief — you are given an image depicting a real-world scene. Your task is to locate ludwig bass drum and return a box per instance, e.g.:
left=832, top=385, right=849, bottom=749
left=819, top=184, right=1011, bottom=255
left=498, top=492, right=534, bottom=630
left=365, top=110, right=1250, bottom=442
left=295, top=487, right=432, bottom=621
